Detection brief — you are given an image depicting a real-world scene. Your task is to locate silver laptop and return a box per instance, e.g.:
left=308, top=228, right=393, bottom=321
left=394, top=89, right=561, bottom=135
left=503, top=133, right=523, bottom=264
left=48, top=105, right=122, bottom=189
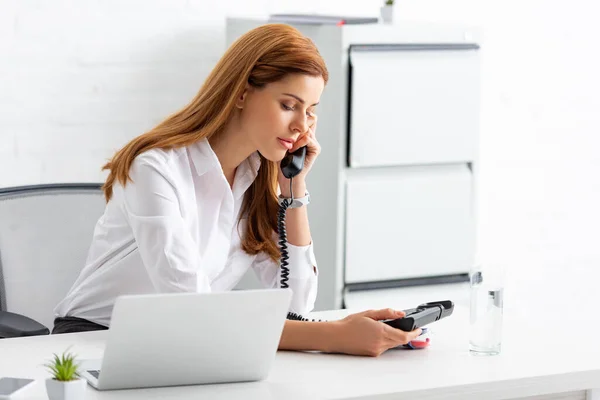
left=80, top=289, right=292, bottom=390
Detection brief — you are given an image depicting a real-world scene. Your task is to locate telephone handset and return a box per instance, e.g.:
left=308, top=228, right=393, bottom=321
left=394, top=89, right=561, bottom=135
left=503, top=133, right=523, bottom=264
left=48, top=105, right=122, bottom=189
left=280, top=146, right=307, bottom=179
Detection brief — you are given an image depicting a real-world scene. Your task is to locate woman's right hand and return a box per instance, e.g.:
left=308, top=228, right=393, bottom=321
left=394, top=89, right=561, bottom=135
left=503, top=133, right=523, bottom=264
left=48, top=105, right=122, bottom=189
left=329, top=309, right=423, bottom=357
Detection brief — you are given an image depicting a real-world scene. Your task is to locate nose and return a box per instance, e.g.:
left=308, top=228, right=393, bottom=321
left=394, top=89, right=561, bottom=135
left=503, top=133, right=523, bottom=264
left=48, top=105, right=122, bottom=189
left=290, top=114, right=309, bottom=134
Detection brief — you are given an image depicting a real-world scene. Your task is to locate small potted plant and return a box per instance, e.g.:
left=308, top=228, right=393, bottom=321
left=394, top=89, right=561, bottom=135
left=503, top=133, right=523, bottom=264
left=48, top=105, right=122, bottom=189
left=381, top=0, right=394, bottom=24
left=44, top=349, right=86, bottom=400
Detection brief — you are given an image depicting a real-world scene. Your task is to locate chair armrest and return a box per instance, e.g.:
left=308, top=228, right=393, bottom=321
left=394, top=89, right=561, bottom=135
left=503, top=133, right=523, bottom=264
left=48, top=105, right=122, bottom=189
left=0, top=310, right=50, bottom=338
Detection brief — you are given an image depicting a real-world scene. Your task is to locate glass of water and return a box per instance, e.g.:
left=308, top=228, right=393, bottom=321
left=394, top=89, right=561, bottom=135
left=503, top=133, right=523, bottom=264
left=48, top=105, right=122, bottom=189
left=469, top=266, right=504, bottom=355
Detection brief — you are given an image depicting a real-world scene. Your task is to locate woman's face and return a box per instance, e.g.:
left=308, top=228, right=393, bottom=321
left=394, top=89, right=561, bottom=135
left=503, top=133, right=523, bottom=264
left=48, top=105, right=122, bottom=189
left=238, top=73, right=325, bottom=162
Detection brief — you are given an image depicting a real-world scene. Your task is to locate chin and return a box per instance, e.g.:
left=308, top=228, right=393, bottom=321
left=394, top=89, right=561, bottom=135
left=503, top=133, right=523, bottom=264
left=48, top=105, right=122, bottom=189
left=259, top=147, right=287, bottom=162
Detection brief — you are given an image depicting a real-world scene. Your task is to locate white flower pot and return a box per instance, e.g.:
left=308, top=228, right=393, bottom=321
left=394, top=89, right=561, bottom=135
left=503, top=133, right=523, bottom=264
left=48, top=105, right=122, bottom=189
left=45, top=378, right=87, bottom=400
left=380, top=5, right=394, bottom=24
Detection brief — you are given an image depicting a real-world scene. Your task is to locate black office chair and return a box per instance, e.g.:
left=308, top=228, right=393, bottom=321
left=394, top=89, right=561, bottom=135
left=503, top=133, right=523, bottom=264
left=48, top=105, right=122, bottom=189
left=0, top=184, right=105, bottom=338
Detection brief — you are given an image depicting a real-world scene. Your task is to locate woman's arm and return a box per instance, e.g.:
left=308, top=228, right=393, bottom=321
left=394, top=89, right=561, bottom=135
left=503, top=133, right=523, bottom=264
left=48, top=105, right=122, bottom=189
left=279, top=319, right=337, bottom=353
left=122, top=155, right=210, bottom=293
left=278, top=113, right=318, bottom=248
left=251, top=176, right=318, bottom=315
left=278, top=309, right=424, bottom=357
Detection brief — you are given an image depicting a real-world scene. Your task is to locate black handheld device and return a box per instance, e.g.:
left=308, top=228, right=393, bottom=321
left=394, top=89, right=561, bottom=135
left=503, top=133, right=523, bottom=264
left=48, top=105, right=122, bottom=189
left=280, top=146, right=307, bottom=179
left=383, top=300, right=454, bottom=331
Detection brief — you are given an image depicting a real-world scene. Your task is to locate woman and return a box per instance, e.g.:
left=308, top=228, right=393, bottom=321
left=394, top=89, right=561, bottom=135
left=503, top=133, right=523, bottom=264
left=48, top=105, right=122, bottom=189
left=53, top=23, right=422, bottom=356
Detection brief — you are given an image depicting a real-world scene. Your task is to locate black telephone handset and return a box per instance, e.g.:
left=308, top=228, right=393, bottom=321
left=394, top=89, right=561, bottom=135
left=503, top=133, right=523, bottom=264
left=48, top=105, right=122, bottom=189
left=280, top=146, right=307, bottom=179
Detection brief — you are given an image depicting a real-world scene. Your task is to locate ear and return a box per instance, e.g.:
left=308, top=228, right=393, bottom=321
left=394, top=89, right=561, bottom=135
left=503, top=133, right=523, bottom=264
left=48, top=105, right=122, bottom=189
left=235, top=84, right=251, bottom=109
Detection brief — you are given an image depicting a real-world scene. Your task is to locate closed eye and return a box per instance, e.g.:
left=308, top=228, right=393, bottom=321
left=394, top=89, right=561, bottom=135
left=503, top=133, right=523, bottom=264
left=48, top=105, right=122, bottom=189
left=282, top=102, right=316, bottom=117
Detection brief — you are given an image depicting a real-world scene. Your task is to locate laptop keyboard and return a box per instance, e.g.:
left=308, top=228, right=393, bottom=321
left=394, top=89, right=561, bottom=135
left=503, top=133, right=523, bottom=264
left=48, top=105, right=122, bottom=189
left=87, top=370, right=101, bottom=379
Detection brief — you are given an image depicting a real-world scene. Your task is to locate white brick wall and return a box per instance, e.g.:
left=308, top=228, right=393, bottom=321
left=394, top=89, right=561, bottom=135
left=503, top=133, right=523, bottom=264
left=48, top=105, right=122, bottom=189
left=0, top=0, right=476, bottom=187
left=2, top=0, right=600, bottom=271
left=1, top=0, right=244, bottom=185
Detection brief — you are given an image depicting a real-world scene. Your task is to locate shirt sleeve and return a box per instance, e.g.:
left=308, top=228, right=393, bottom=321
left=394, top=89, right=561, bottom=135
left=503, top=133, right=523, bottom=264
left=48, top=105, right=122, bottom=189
left=251, top=237, right=318, bottom=315
left=121, top=156, right=211, bottom=293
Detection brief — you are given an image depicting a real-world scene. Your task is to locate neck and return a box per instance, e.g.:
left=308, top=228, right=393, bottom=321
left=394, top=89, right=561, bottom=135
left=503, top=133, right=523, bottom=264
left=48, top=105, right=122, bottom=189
left=208, top=113, right=256, bottom=187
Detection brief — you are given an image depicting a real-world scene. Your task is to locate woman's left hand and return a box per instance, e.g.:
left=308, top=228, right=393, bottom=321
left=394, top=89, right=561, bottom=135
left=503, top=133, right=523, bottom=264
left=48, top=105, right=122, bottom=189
left=278, top=115, right=320, bottom=192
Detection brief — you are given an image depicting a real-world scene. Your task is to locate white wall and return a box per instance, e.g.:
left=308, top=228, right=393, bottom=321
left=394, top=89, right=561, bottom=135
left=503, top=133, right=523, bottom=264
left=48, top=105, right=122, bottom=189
left=0, top=0, right=381, bottom=186
left=476, top=1, right=600, bottom=274
left=400, top=0, right=600, bottom=292
left=2, top=0, right=600, bottom=281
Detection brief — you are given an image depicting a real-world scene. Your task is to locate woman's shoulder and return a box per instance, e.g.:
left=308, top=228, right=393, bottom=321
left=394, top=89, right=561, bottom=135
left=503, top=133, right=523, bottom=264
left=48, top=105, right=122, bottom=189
left=133, top=146, right=190, bottom=169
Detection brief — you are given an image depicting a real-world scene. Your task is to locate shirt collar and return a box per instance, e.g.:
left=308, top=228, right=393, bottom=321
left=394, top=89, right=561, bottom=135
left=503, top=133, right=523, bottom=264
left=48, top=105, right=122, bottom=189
left=188, top=138, right=221, bottom=176
left=188, top=138, right=262, bottom=197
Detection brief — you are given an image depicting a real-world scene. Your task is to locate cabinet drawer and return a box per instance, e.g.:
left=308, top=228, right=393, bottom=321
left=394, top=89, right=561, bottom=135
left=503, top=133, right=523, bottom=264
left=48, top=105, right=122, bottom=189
left=348, top=44, right=480, bottom=167
left=344, top=165, right=475, bottom=283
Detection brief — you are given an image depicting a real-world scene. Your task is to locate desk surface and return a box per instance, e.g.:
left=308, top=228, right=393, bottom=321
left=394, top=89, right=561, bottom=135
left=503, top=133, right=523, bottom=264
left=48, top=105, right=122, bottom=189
left=1, top=306, right=599, bottom=400
left=2, top=264, right=599, bottom=400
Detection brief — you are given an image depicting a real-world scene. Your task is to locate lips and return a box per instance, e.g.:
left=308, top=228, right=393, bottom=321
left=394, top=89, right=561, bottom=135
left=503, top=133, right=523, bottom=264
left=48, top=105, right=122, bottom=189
left=278, top=137, right=294, bottom=150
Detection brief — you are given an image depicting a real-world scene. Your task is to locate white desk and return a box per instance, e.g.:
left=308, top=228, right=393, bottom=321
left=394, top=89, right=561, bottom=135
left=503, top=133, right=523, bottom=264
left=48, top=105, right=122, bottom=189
left=1, top=295, right=599, bottom=400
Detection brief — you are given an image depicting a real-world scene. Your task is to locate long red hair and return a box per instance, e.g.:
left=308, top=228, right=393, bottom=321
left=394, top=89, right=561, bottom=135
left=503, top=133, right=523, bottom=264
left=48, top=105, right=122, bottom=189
left=101, top=24, right=329, bottom=262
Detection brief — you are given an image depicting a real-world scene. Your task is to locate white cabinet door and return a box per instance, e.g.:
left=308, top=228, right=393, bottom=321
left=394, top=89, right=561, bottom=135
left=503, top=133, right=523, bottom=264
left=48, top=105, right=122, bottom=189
left=348, top=44, right=480, bottom=168
left=344, top=164, right=475, bottom=283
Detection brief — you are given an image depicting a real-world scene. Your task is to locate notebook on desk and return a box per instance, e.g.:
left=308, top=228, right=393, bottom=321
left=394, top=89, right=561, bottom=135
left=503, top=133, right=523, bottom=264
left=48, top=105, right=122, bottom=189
left=80, top=289, right=291, bottom=390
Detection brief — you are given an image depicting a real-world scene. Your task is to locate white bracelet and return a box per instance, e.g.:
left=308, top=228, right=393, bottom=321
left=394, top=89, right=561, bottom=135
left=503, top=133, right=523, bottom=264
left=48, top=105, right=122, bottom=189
left=278, top=190, right=310, bottom=209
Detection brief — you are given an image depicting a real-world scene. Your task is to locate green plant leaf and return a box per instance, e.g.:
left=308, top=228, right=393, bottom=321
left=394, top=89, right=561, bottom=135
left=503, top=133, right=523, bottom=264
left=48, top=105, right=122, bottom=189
left=44, top=348, right=81, bottom=381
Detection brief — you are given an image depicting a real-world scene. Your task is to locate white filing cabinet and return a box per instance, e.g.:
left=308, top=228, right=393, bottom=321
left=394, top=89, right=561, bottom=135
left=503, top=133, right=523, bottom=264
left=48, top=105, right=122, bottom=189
left=227, top=18, right=480, bottom=311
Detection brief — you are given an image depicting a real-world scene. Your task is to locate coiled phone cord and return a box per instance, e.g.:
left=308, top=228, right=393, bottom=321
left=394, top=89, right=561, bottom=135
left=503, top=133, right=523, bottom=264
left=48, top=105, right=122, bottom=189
left=278, top=178, right=321, bottom=322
